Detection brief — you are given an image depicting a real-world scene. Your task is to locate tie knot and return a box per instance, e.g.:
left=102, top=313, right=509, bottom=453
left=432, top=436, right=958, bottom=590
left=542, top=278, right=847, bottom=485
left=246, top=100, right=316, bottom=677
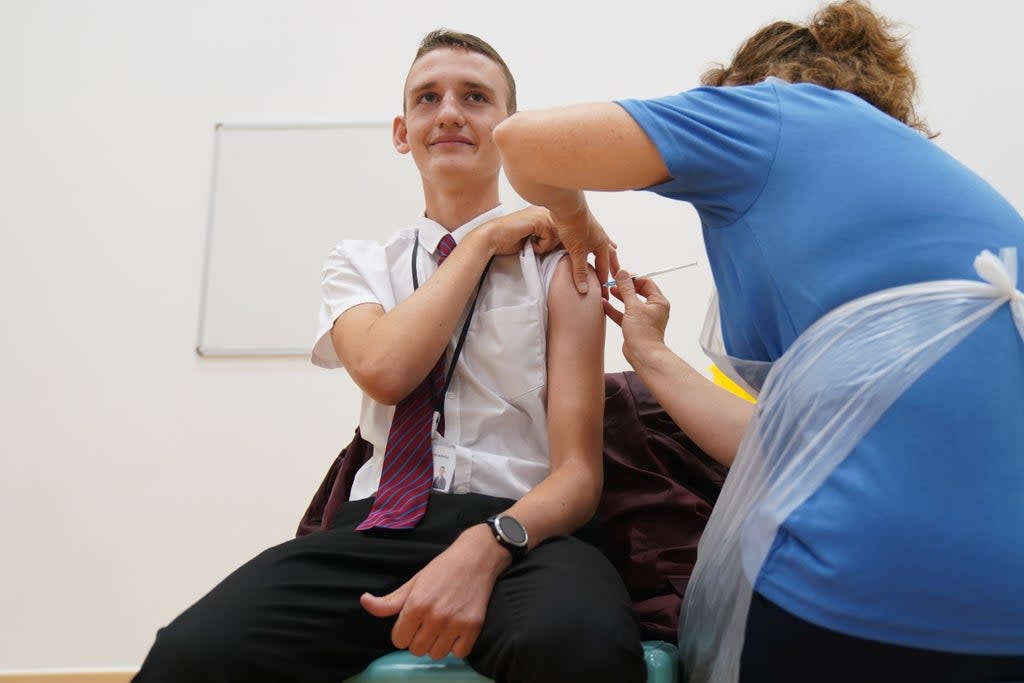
left=437, top=234, right=456, bottom=264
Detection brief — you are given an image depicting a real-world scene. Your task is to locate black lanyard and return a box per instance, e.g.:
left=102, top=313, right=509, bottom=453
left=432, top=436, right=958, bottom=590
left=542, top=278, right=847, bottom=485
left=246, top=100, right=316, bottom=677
left=411, top=229, right=494, bottom=420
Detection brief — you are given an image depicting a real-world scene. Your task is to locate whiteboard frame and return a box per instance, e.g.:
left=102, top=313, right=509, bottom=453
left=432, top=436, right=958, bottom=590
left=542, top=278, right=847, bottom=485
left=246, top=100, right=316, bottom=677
left=195, top=120, right=393, bottom=358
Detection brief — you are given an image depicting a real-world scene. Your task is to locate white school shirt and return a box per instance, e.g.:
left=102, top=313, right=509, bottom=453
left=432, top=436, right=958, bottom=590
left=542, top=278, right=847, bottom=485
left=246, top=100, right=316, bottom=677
left=312, top=205, right=566, bottom=502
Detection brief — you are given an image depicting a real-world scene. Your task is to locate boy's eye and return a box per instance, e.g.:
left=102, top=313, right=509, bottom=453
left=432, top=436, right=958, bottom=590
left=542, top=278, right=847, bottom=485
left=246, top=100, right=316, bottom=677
left=418, top=93, right=438, bottom=104
left=466, top=92, right=487, bottom=103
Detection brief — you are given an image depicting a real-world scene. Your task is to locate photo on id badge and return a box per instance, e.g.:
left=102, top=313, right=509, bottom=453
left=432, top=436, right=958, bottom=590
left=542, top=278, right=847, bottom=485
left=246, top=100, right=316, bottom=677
left=431, top=451, right=453, bottom=492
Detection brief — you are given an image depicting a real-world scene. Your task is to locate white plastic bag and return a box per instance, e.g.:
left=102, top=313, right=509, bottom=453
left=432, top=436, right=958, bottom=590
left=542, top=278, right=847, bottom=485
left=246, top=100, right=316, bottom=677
left=699, top=290, right=772, bottom=399
left=681, top=248, right=1024, bottom=683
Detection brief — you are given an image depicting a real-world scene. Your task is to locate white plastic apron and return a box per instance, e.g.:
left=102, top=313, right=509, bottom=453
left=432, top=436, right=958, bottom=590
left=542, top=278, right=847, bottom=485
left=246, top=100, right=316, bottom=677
left=683, top=248, right=1024, bottom=683
left=699, top=290, right=773, bottom=398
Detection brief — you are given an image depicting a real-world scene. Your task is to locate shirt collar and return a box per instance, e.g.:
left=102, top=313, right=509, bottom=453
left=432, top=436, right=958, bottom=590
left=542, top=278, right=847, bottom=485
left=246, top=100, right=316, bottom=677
left=414, top=204, right=507, bottom=257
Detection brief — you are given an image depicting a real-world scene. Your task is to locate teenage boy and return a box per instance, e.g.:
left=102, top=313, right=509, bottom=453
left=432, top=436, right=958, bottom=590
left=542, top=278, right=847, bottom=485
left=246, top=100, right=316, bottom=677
left=133, top=29, right=645, bottom=683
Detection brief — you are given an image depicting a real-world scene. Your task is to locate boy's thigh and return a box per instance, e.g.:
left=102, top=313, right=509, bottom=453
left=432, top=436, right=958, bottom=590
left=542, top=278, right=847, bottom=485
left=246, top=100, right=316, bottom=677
left=142, top=520, right=449, bottom=680
left=471, top=535, right=645, bottom=682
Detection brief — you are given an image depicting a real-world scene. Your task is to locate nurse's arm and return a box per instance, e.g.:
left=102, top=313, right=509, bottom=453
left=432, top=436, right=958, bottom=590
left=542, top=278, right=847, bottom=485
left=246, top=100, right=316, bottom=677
left=607, top=272, right=753, bottom=468
left=493, top=102, right=670, bottom=198
left=493, top=103, right=671, bottom=292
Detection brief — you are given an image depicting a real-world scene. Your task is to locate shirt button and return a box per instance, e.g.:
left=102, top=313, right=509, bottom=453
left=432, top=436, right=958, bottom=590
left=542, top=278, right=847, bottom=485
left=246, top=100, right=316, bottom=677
left=453, top=484, right=470, bottom=495
left=446, top=391, right=456, bottom=400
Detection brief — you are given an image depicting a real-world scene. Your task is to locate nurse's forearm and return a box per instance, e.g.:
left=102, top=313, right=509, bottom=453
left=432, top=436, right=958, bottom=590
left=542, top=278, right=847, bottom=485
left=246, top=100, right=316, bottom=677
left=502, top=166, right=588, bottom=224
left=627, top=342, right=753, bottom=468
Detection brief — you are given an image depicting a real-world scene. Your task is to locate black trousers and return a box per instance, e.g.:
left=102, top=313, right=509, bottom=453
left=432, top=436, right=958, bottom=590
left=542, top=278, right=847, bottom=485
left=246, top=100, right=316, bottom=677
left=741, top=591, right=1024, bottom=683
left=134, top=493, right=646, bottom=683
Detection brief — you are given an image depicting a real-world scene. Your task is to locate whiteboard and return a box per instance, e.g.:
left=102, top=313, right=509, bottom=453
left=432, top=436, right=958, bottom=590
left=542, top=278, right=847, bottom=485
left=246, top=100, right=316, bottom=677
left=195, top=121, right=708, bottom=358
left=196, top=121, right=422, bottom=356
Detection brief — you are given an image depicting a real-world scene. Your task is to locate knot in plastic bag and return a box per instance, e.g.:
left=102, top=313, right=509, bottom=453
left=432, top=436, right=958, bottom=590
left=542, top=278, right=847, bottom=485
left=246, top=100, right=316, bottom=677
left=973, top=247, right=1022, bottom=302
left=974, top=247, right=1024, bottom=342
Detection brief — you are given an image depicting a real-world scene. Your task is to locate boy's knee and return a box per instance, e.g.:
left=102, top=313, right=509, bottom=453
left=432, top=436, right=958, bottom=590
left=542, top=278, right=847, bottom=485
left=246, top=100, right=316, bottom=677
left=490, top=612, right=646, bottom=683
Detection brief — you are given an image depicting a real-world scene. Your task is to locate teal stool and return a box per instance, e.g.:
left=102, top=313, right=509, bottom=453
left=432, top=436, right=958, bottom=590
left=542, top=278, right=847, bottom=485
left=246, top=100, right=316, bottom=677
left=346, top=640, right=679, bottom=682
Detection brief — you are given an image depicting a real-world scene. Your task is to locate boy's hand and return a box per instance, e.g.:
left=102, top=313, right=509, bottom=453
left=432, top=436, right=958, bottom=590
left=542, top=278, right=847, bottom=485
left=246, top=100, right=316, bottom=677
left=479, top=206, right=560, bottom=256
left=360, top=524, right=511, bottom=660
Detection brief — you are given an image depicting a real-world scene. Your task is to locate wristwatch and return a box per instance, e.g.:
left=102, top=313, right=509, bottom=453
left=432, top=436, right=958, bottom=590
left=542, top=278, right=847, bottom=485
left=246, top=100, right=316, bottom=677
left=485, top=514, right=529, bottom=561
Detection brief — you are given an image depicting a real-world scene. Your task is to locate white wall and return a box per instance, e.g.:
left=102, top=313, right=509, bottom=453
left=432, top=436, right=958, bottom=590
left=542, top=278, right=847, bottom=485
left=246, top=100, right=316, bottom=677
left=1, top=0, right=1020, bottom=670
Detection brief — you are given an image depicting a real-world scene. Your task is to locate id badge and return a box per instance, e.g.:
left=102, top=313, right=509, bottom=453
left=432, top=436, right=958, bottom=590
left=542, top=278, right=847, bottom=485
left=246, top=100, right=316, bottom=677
left=430, top=411, right=455, bottom=492
left=431, top=449, right=454, bottom=493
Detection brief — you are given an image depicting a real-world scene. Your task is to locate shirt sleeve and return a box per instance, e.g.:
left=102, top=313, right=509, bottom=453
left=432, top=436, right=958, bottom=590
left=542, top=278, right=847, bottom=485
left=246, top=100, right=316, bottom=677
left=616, top=81, right=781, bottom=228
left=538, top=248, right=569, bottom=295
left=310, top=241, right=389, bottom=369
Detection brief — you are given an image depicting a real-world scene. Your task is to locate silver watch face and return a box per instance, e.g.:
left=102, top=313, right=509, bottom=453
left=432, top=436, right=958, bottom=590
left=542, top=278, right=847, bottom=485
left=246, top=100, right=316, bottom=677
left=496, top=516, right=527, bottom=546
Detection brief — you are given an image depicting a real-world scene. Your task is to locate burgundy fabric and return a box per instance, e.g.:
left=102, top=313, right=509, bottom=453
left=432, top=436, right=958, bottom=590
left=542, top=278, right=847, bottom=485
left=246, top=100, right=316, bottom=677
left=296, top=428, right=374, bottom=537
left=597, top=371, right=727, bottom=641
left=296, top=370, right=727, bottom=640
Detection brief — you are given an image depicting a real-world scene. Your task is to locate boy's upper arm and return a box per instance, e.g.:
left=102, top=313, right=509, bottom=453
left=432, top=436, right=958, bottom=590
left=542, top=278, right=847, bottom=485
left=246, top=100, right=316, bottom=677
left=544, top=256, right=605, bottom=473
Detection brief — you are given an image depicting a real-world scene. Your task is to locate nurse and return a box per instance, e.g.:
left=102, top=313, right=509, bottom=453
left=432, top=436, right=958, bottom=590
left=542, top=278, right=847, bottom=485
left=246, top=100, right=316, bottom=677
left=493, top=1, right=1024, bottom=681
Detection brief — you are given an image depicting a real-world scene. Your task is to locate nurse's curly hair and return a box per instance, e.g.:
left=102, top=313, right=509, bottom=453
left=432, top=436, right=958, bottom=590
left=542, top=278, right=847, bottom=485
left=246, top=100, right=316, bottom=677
left=701, top=0, right=933, bottom=136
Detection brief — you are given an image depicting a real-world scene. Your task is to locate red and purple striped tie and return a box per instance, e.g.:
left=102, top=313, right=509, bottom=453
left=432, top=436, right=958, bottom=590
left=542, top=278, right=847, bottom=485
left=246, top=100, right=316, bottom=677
left=357, top=233, right=456, bottom=530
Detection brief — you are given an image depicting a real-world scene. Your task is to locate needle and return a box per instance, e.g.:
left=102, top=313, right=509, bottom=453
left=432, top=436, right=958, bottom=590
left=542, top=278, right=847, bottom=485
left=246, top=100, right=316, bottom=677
left=602, top=261, right=699, bottom=288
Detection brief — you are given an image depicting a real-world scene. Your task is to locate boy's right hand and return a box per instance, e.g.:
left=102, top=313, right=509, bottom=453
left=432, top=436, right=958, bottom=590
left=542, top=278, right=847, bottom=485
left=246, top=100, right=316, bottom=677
left=359, top=524, right=510, bottom=660
left=479, top=206, right=560, bottom=256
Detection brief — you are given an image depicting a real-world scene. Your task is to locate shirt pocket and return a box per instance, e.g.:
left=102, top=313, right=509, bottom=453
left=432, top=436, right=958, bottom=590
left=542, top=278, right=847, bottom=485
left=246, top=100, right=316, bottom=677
left=467, top=303, right=545, bottom=401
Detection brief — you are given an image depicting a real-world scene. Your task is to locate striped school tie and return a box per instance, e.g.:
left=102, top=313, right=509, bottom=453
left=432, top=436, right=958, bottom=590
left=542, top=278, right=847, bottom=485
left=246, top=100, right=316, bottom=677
left=357, top=233, right=456, bottom=530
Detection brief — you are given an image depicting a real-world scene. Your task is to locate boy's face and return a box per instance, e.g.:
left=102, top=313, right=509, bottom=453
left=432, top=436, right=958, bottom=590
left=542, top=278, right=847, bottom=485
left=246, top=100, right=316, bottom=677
left=393, top=47, right=511, bottom=187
